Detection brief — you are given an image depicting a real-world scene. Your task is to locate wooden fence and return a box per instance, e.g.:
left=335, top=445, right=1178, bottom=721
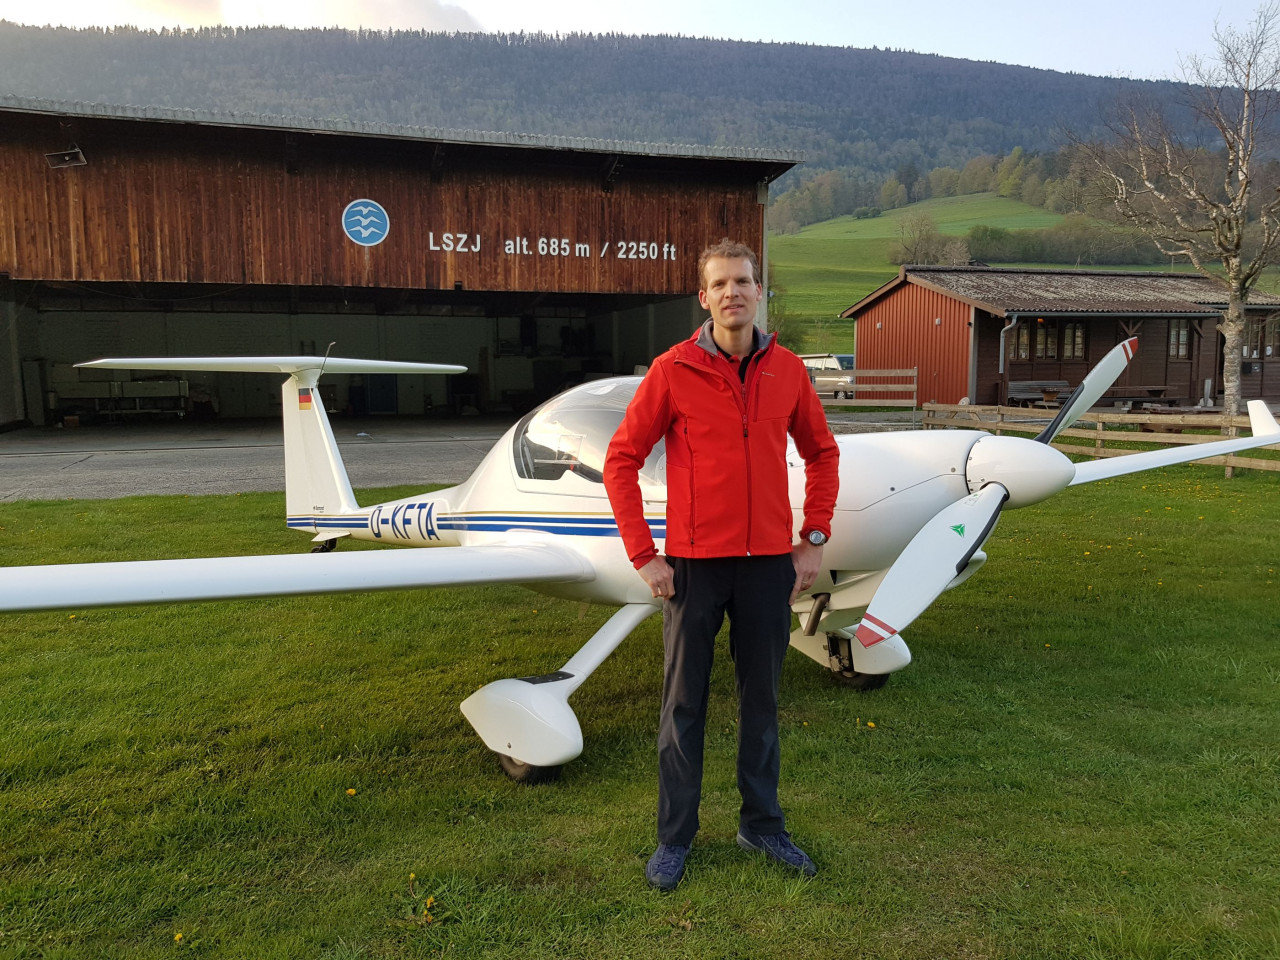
left=921, top=403, right=1280, bottom=474
left=822, top=368, right=918, bottom=414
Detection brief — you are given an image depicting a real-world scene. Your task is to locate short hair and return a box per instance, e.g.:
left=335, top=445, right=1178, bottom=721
left=697, top=239, right=760, bottom=291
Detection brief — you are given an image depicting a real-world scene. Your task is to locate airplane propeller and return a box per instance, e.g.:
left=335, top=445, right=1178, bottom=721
left=1035, top=338, right=1137, bottom=444
left=849, top=337, right=1140, bottom=662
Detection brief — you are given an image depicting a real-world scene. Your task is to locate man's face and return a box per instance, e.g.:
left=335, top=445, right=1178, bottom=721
left=698, top=256, right=762, bottom=334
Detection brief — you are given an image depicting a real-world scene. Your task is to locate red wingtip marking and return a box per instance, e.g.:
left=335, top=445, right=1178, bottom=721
left=1122, top=337, right=1138, bottom=361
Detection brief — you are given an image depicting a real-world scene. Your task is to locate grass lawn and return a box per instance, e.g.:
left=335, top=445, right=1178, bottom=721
left=2, top=471, right=1278, bottom=958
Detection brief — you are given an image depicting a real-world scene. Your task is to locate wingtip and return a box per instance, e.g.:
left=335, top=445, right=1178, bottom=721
left=1247, top=400, right=1280, bottom=438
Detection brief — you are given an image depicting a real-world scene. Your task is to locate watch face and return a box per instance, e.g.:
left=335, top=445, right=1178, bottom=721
left=808, top=530, right=826, bottom=546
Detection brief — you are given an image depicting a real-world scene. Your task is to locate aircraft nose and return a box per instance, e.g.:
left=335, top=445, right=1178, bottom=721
left=965, top=435, right=1076, bottom=508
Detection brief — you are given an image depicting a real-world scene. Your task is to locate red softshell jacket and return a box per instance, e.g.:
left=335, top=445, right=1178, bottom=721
left=604, top=322, right=840, bottom=569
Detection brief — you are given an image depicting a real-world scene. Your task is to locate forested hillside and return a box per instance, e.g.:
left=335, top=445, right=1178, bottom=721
left=0, top=22, right=1190, bottom=183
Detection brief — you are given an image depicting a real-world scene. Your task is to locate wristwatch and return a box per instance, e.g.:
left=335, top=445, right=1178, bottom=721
left=806, top=530, right=828, bottom=546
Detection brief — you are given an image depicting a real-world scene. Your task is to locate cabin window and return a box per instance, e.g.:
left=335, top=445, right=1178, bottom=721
left=1034, top=318, right=1058, bottom=359
left=1007, top=325, right=1030, bottom=361
left=513, top=377, right=666, bottom=485
left=1168, top=318, right=1190, bottom=360
left=1245, top=317, right=1280, bottom=360
left=1062, top=322, right=1085, bottom=360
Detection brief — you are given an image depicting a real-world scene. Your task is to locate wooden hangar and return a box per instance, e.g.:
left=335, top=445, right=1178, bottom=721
left=0, top=96, right=799, bottom=426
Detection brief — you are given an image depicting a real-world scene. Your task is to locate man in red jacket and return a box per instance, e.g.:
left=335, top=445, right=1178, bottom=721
left=604, top=239, right=839, bottom=890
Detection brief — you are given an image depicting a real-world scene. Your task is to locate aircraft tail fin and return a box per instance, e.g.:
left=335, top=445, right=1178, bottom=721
left=76, top=356, right=466, bottom=521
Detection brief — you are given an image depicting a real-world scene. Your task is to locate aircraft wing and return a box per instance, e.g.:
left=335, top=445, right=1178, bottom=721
left=1071, top=400, right=1280, bottom=485
left=0, top=543, right=593, bottom=614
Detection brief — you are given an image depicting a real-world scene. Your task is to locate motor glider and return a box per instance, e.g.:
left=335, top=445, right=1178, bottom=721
left=2, top=340, right=1276, bottom=782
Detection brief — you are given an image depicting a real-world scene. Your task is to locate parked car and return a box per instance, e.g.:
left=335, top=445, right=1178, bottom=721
left=799, top=353, right=856, bottom=398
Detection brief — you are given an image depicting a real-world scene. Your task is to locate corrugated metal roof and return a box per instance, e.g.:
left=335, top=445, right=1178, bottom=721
left=904, top=266, right=1280, bottom=314
left=0, top=93, right=805, bottom=165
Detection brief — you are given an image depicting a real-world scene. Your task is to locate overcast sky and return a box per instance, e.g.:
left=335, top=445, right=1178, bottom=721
left=0, top=0, right=1244, bottom=81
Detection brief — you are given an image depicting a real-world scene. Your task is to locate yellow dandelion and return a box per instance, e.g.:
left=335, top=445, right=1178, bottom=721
left=69, top=615, right=75, bottom=619
left=866, top=721, right=876, bottom=729
left=346, top=788, right=357, bottom=796
left=425, top=896, right=435, bottom=908
left=1045, top=643, right=1051, bottom=648
left=802, top=721, right=809, bottom=727
left=410, top=873, right=416, bottom=881
left=174, top=932, right=183, bottom=943
left=1084, top=551, right=1091, bottom=555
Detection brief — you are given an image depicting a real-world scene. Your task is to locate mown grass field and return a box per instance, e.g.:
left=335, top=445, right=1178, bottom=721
left=768, top=193, right=1068, bottom=352
left=765, top=193, right=1227, bottom=357
left=2, top=471, right=1278, bottom=959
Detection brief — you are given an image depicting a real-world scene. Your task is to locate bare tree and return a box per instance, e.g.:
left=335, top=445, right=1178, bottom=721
left=1085, top=3, right=1280, bottom=415
left=890, top=212, right=943, bottom=265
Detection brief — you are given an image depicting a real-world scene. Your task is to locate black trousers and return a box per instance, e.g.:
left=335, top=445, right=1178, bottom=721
left=658, top=554, right=795, bottom=846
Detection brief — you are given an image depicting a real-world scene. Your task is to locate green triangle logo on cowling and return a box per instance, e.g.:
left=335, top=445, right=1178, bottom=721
left=950, top=523, right=966, bottom=537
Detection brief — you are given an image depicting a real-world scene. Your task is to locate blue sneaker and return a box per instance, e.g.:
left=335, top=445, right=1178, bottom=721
left=645, top=843, right=689, bottom=890
left=737, top=829, right=817, bottom=876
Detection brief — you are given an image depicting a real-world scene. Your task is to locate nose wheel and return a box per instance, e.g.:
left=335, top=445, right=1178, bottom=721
left=826, top=633, right=890, bottom=691
left=498, top=754, right=564, bottom=784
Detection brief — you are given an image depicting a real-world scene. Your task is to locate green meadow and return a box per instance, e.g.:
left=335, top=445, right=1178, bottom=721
left=2, top=472, right=1278, bottom=959
left=768, top=193, right=1068, bottom=351
left=764, top=193, right=1231, bottom=357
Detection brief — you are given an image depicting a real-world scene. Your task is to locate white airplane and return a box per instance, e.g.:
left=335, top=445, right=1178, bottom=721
left=2, top=341, right=1277, bottom=783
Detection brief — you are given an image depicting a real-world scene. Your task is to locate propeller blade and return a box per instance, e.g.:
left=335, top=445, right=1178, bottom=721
left=853, top=482, right=1008, bottom=653
left=1035, top=337, right=1138, bottom=444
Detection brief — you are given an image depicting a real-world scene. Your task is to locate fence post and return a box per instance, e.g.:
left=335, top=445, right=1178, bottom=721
left=1096, top=418, right=1104, bottom=455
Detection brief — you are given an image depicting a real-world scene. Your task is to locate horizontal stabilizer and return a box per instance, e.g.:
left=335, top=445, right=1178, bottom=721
left=77, top=356, right=467, bottom=375
left=0, top=544, right=591, bottom=613
left=1071, top=400, right=1280, bottom=485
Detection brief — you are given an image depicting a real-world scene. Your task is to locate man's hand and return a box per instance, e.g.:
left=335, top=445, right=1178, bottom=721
left=638, top=555, right=676, bottom=600
left=790, top=541, right=824, bottom=605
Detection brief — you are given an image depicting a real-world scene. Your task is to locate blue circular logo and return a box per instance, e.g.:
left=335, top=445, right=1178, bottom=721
left=342, top=199, right=389, bottom=247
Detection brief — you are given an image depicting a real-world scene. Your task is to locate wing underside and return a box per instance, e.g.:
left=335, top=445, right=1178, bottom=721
left=0, top=543, right=593, bottom=614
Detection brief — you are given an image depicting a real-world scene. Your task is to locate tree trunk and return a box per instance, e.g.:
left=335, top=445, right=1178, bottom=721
left=1219, top=293, right=1246, bottom=418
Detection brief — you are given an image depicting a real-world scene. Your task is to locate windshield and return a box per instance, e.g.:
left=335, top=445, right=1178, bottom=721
left=513, top=377, right=666, bottom=486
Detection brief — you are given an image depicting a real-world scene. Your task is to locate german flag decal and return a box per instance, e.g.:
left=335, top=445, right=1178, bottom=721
left=298, top=387, right=313, bottom=411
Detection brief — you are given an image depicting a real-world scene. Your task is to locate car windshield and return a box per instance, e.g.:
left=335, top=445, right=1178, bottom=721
left=513, top=377, right=666, bottom=485
left=838, top=356, right=855, bottom=370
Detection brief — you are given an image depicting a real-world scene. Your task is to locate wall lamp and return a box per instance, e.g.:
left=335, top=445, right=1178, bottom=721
left=45, top=146, right=87, bottom=169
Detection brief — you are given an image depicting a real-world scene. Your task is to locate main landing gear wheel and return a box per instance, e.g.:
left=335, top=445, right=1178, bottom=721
left=310, top=538, right=338, bottom=554
left=498, top=754, right=564, bottom=784
left=834, top=670, right=889, bottom=691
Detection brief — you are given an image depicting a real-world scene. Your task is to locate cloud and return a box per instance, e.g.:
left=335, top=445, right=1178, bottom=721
left=0, top=0, right=482, bottom=31
left=218, top=0, right=481, bottom=30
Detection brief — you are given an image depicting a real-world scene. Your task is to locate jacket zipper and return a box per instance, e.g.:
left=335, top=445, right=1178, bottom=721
left=674, top=346, right=769, bottom=555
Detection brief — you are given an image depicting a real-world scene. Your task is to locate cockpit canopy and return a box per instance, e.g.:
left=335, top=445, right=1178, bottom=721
left=513, top=377, right=666, bottom=486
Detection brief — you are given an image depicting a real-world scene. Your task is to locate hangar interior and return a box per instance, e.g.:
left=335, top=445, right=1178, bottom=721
left=0, top=97, right=797, bottom=427
left=5, top=280, right=698, bottom=424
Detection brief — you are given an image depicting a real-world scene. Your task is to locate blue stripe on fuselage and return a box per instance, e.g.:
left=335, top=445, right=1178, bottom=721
left=286, top=513, right=664, bottom=537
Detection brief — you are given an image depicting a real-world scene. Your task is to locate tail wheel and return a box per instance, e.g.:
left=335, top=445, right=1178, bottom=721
left=498, top=754, right=563, bottom=784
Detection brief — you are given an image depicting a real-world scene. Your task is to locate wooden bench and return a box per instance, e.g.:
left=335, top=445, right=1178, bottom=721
left=1104, top=385, right=1169, bottom=407
left=1006, top=380, right=1070, bottom=407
